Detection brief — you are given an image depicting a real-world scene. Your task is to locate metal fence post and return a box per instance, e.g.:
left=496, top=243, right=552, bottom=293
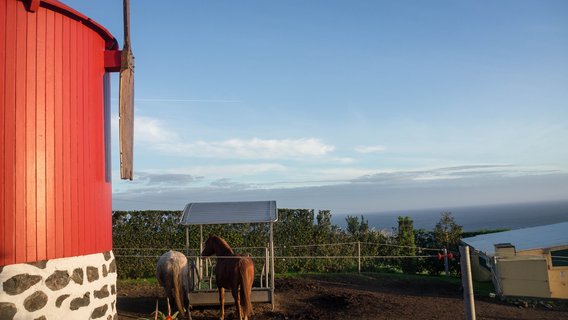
left=270, top=222, right=275, bottom=311
left=265, top=245, right=269, bottom=288
left=460, top=246, right=476, bottom=320
left=185, top=226, right=194, bottom=319
left=444, top=248, right=450, bottom=277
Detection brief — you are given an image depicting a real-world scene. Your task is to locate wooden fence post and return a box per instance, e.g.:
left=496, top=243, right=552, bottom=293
left=357, top=241, right=361, bottom=273
left=460, top=246, right=476, bottom=320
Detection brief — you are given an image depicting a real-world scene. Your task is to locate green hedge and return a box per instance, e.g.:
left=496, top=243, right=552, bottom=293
left=112, top=209, right=448, bottom=279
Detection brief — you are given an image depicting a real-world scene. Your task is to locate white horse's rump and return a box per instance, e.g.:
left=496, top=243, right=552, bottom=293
left=156, top=250, right=191, bottom=318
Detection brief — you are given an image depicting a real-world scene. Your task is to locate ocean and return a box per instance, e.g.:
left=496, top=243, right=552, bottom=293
left=331, top=200, right=568, bottom=232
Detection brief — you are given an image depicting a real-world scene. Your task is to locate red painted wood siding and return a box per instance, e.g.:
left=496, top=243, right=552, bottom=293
left=1, top=0, right=114, bottom=266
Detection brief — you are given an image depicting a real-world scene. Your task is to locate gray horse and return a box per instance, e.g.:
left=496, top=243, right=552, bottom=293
left=156, top=250, right=192, bottom=318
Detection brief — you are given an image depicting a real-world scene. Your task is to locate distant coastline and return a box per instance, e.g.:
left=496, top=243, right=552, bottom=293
left=331, top=200, right=568, bottom=232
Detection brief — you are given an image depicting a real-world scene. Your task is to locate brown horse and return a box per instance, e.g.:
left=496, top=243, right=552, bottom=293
left=201, top=234, right=254, bottom=320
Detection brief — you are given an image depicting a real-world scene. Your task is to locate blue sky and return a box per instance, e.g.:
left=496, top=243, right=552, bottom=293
left=64, top=0, right=568, bottom=213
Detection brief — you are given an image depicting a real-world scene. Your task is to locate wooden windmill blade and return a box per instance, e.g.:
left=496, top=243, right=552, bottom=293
left=119, top=0, right=134, bottom=180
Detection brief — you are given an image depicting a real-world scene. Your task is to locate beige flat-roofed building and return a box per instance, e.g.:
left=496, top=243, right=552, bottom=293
left=462, top=222, right=568, bottom=299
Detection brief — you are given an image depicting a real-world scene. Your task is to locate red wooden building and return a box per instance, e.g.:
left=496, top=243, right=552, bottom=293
left=1, top=1, right=125, bottom=318
left=1, top=0, right=122, bottom=266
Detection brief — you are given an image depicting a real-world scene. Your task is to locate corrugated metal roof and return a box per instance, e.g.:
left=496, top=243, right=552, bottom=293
left=462, top=221, right=568, bottom=256
left=180, top=201, right=278, bottom=225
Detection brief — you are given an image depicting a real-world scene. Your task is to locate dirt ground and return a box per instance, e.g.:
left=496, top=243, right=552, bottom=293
left=117, top=274, right=568, bottom=320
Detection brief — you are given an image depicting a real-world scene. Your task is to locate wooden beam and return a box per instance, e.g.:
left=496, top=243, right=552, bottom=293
left=119, top=0, right=134, bottom=180
left=119, top=49, right=134, bottom=180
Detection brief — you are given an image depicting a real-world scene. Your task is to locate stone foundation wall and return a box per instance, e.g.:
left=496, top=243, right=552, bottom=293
left=0, top=251, right=117, bottom=320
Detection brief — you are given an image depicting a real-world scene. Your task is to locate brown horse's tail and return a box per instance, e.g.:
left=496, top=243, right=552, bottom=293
left=239, top=257, right=254, bottom=317
left=171, top=259, right=186, bottom=317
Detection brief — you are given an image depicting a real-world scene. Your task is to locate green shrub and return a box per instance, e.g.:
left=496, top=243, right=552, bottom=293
left=112, top=209, right=449, bottom=278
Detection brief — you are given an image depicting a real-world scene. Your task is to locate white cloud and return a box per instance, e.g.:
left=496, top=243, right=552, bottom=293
left=111, top=98, right=242, bottom=103
left=210, top=178, right=251, bottom=190
left=129, top=116, right=335, bottom=159
left=178, top=138, right=334, bottom=159
left=133, top=172, right=203, bottom=186
left=176, top=163, right=287, bottom=178
left=331, top=157, right=356, bottom=164
left=197, top=138, right=334, bottom=158
left=135, top=116, right=178, bottom=144
left=355, top=145, right=386, bottom=153
left=351, top=164, right=529, bottom=184
left=135, top=98, right=242, bottom=103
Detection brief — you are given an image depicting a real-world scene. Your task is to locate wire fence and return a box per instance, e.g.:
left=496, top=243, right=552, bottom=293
left=114, top=241, right=444, bottom=253
left=113, top=241, right=447, bottom=260
left=113, top=241, right=568, bottom=288
left=113, top=240, right=452, bottom=278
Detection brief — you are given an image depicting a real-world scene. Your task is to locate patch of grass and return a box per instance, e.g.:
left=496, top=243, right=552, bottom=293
left=118, top=277, right=159, bottom=285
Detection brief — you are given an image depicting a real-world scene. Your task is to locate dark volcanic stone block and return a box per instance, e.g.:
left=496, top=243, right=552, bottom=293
left=23, top=291, right=48, bottom=312
left=3, top=274, right=42, bottom=295
left=45, top=270, right=70, bottom=291
left=103, top=252, right=112, bottom=261
left=87, top=266, right=100, bottom=282
left=26, top=260, right=48, bottom=269
left=0, top=302, right=17, bottom=320
left=56, top=294, right=70, bottom=308
left=102, top=264, right=109, bottom=277
left=108, top=259, right=116, bottom=273
left=72, top=268, right=84, bottom=285
left=94, top=285, right=110, bottom=299
left=70, top=292, right=90, bottom=310
left=91, top=304, right=109, bottom=319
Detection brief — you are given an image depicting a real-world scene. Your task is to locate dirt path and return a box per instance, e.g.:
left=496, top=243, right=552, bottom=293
left=117, top=274, right=568, bottom=320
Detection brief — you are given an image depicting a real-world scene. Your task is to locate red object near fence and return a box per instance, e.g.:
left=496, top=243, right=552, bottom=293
left=437, top=252, right=455, bottom=260
left=1, top=0, right=120, bottom=266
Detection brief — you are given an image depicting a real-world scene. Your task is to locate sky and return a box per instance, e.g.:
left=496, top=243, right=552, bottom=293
left=64, top=0, right=568, bottom=214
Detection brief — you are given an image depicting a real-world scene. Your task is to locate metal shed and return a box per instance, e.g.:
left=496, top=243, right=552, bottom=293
left=180, top=201, right=278, bottom=308
left=462, top=222, right=568, bottom=299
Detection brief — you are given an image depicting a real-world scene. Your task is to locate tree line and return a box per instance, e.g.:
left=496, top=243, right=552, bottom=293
left=113, top=209, right=469, bottom=279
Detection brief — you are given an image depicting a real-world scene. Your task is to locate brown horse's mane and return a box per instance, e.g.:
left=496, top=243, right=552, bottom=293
left=210, top=235, right=235, bottom=256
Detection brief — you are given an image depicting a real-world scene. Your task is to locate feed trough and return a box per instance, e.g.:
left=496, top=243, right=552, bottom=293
left=179, top=200, right=278, bottom=309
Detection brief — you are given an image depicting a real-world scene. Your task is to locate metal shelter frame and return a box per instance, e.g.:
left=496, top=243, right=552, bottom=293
left=179, top=201, right=278, bottom=309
